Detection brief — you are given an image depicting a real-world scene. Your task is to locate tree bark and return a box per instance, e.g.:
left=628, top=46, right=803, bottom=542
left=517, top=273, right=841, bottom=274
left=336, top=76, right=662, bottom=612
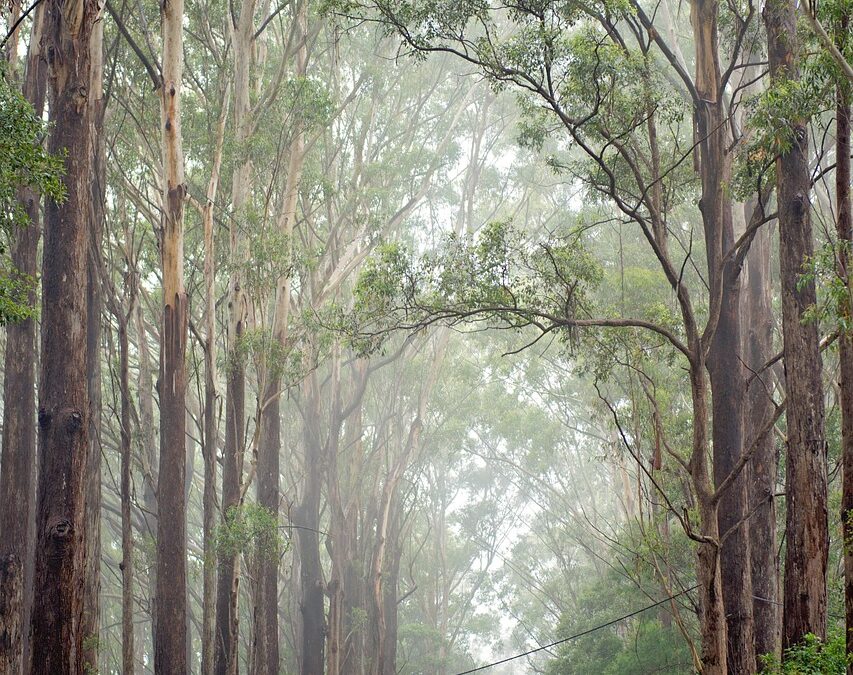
left=765, top=0, right=829, bottom=648
left=154, top=0, right=189, bottom=669
left=0, top=7, right=46, bottom=672
left=834, top=14, right=853, bottom=668
left=29, top=1, right=100, bottom=672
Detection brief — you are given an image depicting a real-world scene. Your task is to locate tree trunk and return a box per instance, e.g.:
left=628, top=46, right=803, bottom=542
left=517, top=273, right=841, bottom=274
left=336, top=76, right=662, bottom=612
left=154, top=0, right=189, bottom=669
left=0, top=7, right=46, bottom=672
left=119, top=313, right=135, bottom=675
left=83, top=19, right=106, bottom=669
left=0, top=556, right=22, bottom=675
left=744, top=203, right=780, bottom=662
left=216, top=3, right=256, bottom=670
left=30, top=1, right=100, bottom=672
left=690, top=0, right=755, bottom=668
left=297, top=370, right=326, bottom=675
left=764, top=0, right=829, bottom=648
left=202, top=84, right=228, bottom=675
left=835, top=15, right=853, bottom=668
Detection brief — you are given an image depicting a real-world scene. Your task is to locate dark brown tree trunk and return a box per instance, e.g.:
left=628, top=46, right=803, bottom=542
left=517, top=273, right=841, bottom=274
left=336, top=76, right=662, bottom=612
left=834, top=14, right=853, bottom=669
left=765, top=0, right=829, bottom=649
left=154, top=0, right=189, bottom=668
left=29, top=1, right=100, bottom=672
left=0, top=556, right=23, bottom=675
left=744, top=204, right=780, bottom=661
left=764, top=0, right=829, bottom=649
left=0, top=7, right=46, bottom=672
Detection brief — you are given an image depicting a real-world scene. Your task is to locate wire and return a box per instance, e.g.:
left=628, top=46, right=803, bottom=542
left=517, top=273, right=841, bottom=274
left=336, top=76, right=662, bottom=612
left=453, top=585, right=699, bottom=674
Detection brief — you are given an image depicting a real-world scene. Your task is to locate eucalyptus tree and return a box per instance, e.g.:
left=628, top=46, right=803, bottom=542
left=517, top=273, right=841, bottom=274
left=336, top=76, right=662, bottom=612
left=335, top=1, right=788, bottom=670
left=0, top=7, right=51, bottom=671
left=29, top=0, right=102, bottom=671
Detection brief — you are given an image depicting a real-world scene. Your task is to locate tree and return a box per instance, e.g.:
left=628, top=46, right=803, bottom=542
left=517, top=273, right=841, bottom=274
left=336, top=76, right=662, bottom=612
left=29, top=0, right=101, bottom=672
left=154, top=0, right=189, bottom=669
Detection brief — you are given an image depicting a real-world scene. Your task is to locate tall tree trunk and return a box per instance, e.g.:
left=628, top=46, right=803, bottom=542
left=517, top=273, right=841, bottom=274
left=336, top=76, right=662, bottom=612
left=253, top=9, right=307, bottom=671
left=691, top=0, right=754, bottom=667
left=154, top=0, right=189, bottom=669
left=765, top=0, right=829, bottom=648
left=136, top=299, right=159, bottom=647
left=216, top=3, right=256, bottom=670
left=835, top=12, right=853, bottom=668
left=744, top=204, right=780, bottom=661
left=0, top=7, right=46, bottom=672
left=297, top=370, right=326, bottom=675
left=202, top=85, right=229, bottom=675
left=83, top=18, right=106, bottom=670
left=0, top=556, right=22, bottom=675
left=118, top=311, right=135, bottom=675
left=29, top=0, right=100, bottom=672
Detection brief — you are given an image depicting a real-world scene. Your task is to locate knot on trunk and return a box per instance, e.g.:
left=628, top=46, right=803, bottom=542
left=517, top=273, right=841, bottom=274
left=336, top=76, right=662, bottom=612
left=38, top=407, right=51, bottom=429
left=65, top=409, right=83, bottom=434
left=48, top=518, right=73, bottom=546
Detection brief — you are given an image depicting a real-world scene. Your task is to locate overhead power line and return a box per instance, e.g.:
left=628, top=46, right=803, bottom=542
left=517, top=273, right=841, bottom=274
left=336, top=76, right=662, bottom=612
left=454, top=585, right=699, bottom=674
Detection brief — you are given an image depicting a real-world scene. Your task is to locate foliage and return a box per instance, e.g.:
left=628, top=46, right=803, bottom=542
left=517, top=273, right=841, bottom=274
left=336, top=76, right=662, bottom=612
left=0, top=73, right=65, bottom=233
left=759, top=632, right=850, bottom=674
left=0, top=73, right=66, bottom=324
left=213, top=504, right=283, bottom=561
left=348, top=220, right=603, bottom=354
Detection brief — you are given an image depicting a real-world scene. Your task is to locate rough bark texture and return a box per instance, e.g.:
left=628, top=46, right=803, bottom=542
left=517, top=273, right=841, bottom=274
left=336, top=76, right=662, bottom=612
left=0, top=556, right=22, bottom=675
left=835, top=28, right=853, bottom=669
left=765, top=0, right=829, bottom=649
left=154, top=0, right=188, bottom=670
left=0, top=8, right=46, bottom=672
left=30, top=1, right=99, bottom=672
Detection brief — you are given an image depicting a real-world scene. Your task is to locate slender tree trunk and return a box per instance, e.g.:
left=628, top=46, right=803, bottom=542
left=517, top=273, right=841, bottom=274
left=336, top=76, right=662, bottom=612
left=216, top=4, right=255, bottom=670
left=834, top=14, right=853, bottom=668
left=253, top=9, right=307, bottom=670
left=30, top=1, right=100, bottom=672
left=297, top=369, right=326, bottom=675
left=744, top=203, right=780, bottom=661
left=118, top=312, right=135, bottom=675
left=155, top=0, right=189, bottom=669
left=202, top=86, right=228, bottom=675
left=0, top=8, right=46, bottom=672
left=83, top=19, right=106, bottom=670
left=764, top=0, right=829, bottom=648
